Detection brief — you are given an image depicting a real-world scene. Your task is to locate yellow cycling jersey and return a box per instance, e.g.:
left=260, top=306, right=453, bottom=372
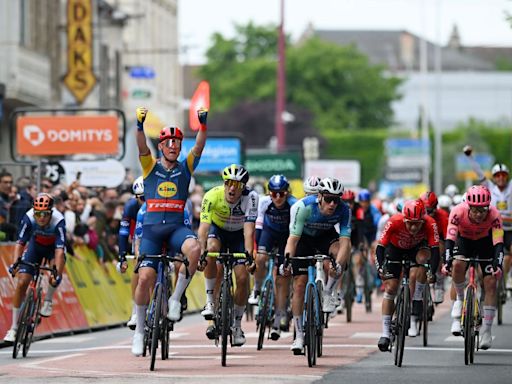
left=200, top=185, right=259, bottom=232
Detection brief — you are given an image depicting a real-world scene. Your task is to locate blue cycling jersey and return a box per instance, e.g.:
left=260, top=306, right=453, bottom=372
left=135, top=200, right=192, bottom=241
left=118, top=197, right=143, bottom=255
left=256, top=195, right=297, bottom=233
left=17, top=208, right=66, bottom=249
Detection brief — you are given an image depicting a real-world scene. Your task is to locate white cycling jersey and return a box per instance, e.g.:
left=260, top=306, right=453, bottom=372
left=483, top=179, right=512, bottom=231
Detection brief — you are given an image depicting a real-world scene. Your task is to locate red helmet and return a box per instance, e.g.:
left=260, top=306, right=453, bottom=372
left=342, top=189, right=355, bottom=201
left=403, top=199, right=425, bottom=221
left=466, top=185, right=491, bottom=207
left=420, top=191, right=438, bottom=210
left=159, top=126, right=184, bottom=142
left=33, top=193, right=54, bottom=211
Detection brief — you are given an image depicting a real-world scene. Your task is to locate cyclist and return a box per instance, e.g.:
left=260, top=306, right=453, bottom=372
left=464, top=145, right=512, bottom=291
left=442, top=185, right=503, bottom=349
left=130, top=107, right=207, bottom=356
left=250, top=174, right=297, bottom=340
left=445, top=184, right=459, bottom=199
left=118, top=176, right=145, bottom=329
left=282, top=177, right=351, bottom=353
left=376, top=199, right=440, bottom=351
left=197, top=164, right=258, bottom=347
left=358, top=189, right=382, bottom=247
left=303, top=176, right=321, bottom=196
left=3, top=193, right=66, bottom=343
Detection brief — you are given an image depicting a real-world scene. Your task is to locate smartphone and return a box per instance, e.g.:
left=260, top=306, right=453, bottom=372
left=76, top=171, right=82, bottom=181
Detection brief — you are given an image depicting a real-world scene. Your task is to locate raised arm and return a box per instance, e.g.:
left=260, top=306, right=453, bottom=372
left=136, top=107, right=151, bottom=156
left=191, top=108, right=208, bottom=157
left=463, top=145, right=485, bottom=181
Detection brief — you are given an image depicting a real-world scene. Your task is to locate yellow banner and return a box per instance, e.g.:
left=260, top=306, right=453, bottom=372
left=64, top=0, right=96, bottom=104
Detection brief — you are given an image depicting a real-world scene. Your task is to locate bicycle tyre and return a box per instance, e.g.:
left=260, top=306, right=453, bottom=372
left=316, top=285, right=324, bottom=358
left=13, top=291, right=32, bottom=359
left=305, top=284, right=316, bottom=367
left=23, top=292, right=42, bottom=357
left=364, top=265, right=372, bottom=313
left=393, top=287, right=403, bottom=366
left=257, top=279, right=272, bottom=351
left=345, top=271, right=353, bottom=323
left=497, top=278, right=504, bottom=326
left=150, top=284, right=162, bottom=371
left=161, top=317, right=169, bottom=360
left=422, top=286, right=429, bottom=347
left=221, top=279, right=231, bottom=367
left=463, top=286, right=474, bottom=366
left=396, top=285, right=410, bottom=367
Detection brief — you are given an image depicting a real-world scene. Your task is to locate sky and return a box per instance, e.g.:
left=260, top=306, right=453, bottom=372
left=178, top=0, right=512, bottom=64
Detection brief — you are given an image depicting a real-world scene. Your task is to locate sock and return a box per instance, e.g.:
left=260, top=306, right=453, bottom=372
left=435, top=272, right=445, bottom=289
left=325, top=276, right=339, bottom=295
left=171, top=273, right=190, bottom=301
left=233, top=305, right=245, bottom=328
left=45, top=285, right=57, bottom=302
left=205, top=278, right=216, bottom=303
left=410, top=315, right=417, bottom=324
left=382, top=314, right=391, bottom=338
left=131, top=300, right=137, bottom=316
left=454, top=282, right=465, bottom=301
left=135, top=305, right=147, bottom=335
left=356, top=286, right=364, bottom=297
left=293, top=315, right=303, bottom=336
left=273, top=309, right=285, bottom=328
left=413, top=282, right=426, bottom=301
left=12, top=307, right=20, bottom=330
left=483, top=305, right=496, bottom=330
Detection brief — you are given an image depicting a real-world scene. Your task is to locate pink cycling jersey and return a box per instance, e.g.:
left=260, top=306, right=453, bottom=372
left=446, top=203, right=503, bottom=245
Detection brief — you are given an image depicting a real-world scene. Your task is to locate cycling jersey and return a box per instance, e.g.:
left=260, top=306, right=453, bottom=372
left=118, top=197, right=143, bottom=255
left=446, top=203, right=503, bottom=244
left=255, top=195, right=297, bottom=233
left=289, top=195, right=351, bottom=238
left=361, top=204, right=382, bottom=243
left=431, top=208, right=449, bottom=240
left=379, top=213, right=440, bottom=250
left=200, top=186, right=259, bottom=231
left=483, top=180, right=512, bottom=231
left=140, top=152, right=200, bottom=225
left=134, top=202, right=147, bottom=241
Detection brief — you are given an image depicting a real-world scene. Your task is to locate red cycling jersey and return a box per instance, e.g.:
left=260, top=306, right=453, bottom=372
left=446, top=203, right=503, bottom=245
left=379, top=213, right=440, bottom=250
left=431, top=208, right=449, bottom=240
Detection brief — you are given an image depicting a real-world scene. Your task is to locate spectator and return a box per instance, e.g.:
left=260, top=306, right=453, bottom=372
left=0, top=171, right=17, bottom=241
left=9, top=177, right=36, bottom=227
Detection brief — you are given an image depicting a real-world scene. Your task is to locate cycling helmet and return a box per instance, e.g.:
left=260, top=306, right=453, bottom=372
left=33, top=193, right=54, bottom=211
left=358, top=189, right=371, bottom=202
left=318, top=177, right=344, bottom=195
left=419, top=191, right=438, bottom=210
left=452, top=194, right=464, bottom=205
left=159, top=126, right=184, bottom=142
left=268, top=174, right=289, bottom=192
left=402, top=199, right=425, bottom=221
left=437, top=194, right=452, bottom=209
left=393, top=198, right=405, bottom=213
left=132, top=176, right=144, bottom=196
left=491, top=163, right=509, bottom=176
left=465, top=185, right=491, bottom=207
left=222, top=164, right=249, bottom=184
left=303, top=176, right=321, bottom=194
left=342, top=189, right=356, bottom=201
left=444, top=184, right=459, bottom=198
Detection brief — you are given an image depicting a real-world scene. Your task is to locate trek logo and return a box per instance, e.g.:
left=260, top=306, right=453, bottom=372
left=157, top=182, right=178, bottom=198
left=147, top=199, right=185, bottom=213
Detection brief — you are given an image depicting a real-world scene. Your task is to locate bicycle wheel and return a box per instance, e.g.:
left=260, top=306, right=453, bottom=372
left=393, top=288, right=403, bottom=366
left=422, top=286, right=429, bottom=347
left=161, top=317, right=169, bottom=360
left=364, top=265, right=372, bottom=313
left=150, top=284, right=162, bottom=371
left=497, top=278, right=504, bottom=326
left=345, top=272, right=354, bottom=323
left=23, top=292, right=42, bottom=357
left=257, top=279, right=272, bottom=351
left=13, top=291, right=33, bottom=359
left=305, top=284, right=316, bottom=367
left=396, top=285, right=410, bottom=367
left=315, top=279, right=326, bottom=329
left=463, top=286, right=474, bottom=366
left=316, top=285, right=324, bottom=358
left=221, top=279, right=231, bottom=367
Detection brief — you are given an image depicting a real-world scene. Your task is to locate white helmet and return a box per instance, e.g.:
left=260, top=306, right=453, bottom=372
left=491, top=163, right=509, bottom=176
left=132, top=176, right=144, bottom=196
left=303, top=176, right=321, bottom=194
left=437, top=194, right=452, bottom=209
left=318, top=177, right=344, bottom=195
left=444, top=184, right=459, bottom=198
left=452, top=194, right=463, bottom=205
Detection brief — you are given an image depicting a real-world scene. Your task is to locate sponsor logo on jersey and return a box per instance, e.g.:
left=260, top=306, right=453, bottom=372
left=147, top=199, right=185, bottom=213
left=157, top=181, right=177, bottom=198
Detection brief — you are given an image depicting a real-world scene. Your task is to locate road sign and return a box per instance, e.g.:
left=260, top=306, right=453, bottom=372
left=304, top=160, right=361, bottom=187
left=455, top=153, right=494, bottom=180
left=129, top=66, right=155, bottom=79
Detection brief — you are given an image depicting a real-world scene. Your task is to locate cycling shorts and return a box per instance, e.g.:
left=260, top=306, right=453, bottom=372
left=208, top=223, right=246, bottom=266
left=291, top=228, right=339, bottom=276
left=383, top=242, right=428, bottom=280
left=257, top=227, right=287, bottom=266
left=18, top=243, right=55, bottom=277
left=453, top=235, right=495, bottom=277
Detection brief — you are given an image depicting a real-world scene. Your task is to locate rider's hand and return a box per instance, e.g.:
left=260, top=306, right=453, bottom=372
left=116, top=253, right=128, bottom=274
left=197, top=251, right=208, bottom=272
left=463, top=145, right=473, bottom=157
left=136, top=107, right=148, bottom=131
left=329, top=262, right=343, bottom=278
left=441, top=262, right=452, bottom=276
left=49, top=274, right=62, bottom=287
left=197, top=107, right=208, bottom=125
left=245, top=251, right=256, bottom=274
left=492, top=265, right=503, bottom=279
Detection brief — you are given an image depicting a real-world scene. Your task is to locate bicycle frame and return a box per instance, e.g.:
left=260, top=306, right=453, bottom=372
left=257, top=255, right=276, bottom=350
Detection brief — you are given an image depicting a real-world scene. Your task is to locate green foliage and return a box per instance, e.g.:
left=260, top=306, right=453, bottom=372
left=495, top=56, right=512, bottom=71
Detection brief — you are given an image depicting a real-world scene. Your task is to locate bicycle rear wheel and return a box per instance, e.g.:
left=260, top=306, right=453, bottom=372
left=13, top=291, right=33, bottom=359
left=23, top=292, right=41, bottom=357
left=422, top=286, right=429, bottom=347
left=150, top=284, right=162, bottom=371
left=396, top=285, right=409, bottom=367
left=364, top=264, right=372, bottom=313
left=497, top=278, right=504, bottom=326
left=221, top=279, right=232, bottom=367
left=392, top=289, right=402, bottom=366
left=305, top=284, right=317, bottom=367
left=257, top=279, right=272, bottom=351
left=316, top=285, right=324, bottom=358
left=463, top=287, right=474, bottom=366
left=345, top=271, right=354, bottom=323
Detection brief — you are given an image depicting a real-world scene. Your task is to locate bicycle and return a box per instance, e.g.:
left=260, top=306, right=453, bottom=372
left=139, top=253, right=189, bottom=371
left=456, top=256, right=493, bottom=365
left=384, top=258, right=412, bottom=368
left=203, top=251, right=247, bottom=367
left=414, top=262, right=435, bottom=347
left=342, top=259, right=356, bottom=323
left=9, top=258, right=57, bottom=359
left=496, top=272, right=506, bottom=325
left=256, top=253, right=279, bottom=350
left=286, top=254, right=335, bottom=367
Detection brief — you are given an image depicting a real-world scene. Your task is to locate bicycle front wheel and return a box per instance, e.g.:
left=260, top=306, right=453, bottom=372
left=396, top=285, right=410, bottom=367
left=23, top=291, right=42, bottom=357
left=316, top=285, right=324, bottom=358
left=422, top=286, right=429, bottom=347
left=220, top=279, right=232, bottom=367
left=497, top=278, right=504, bottom=326
left=305, top=284, right=317, bottom=367
left=13, top=290, right=33, bottom=359
left=257, top=279, right=272, bottom=351
left=463, top=286, right=474, bottom=366
left=150, top=284, right=162, bottom=371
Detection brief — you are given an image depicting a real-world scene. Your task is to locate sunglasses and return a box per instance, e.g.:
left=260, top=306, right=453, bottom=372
left=404, top=218, right=424, bottom=224
left=224, top=180, right=245, bottom=190
left=426, top=208, right=435, bottom=215
left=469, top=206, right=489, bottom=214
left=270, top=191, right=287, bottom=198
left=34, top=210, right=51, bottom=218
left=162, top=138, right=182, bottom=148
left=323, top=195, right=341, bottom=204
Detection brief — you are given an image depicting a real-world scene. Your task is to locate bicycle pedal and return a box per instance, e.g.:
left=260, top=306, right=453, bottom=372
left=293, top=348, right=304, bottom=356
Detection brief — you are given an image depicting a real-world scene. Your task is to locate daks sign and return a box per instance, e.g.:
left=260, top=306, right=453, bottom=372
left=17, top=115, right=118, bottom=155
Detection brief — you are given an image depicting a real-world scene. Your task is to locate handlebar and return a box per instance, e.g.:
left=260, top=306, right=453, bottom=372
left=453, top=256, right=493, bottom=263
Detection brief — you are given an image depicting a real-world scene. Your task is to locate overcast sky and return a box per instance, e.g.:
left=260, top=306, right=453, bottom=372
left=178, top=0, right=512, bottom=64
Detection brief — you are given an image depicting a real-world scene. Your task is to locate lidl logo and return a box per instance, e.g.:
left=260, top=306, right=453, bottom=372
left=157, top=182, right=177, bottom=198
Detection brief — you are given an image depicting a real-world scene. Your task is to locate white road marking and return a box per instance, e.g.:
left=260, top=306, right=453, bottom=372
left=444, top=335, right=495, bottom=343
left=21, top=353, right=84, bottom=369
left=37, top=336, right=95, bottom=344
left=351, top=332, right=382, bottom=339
